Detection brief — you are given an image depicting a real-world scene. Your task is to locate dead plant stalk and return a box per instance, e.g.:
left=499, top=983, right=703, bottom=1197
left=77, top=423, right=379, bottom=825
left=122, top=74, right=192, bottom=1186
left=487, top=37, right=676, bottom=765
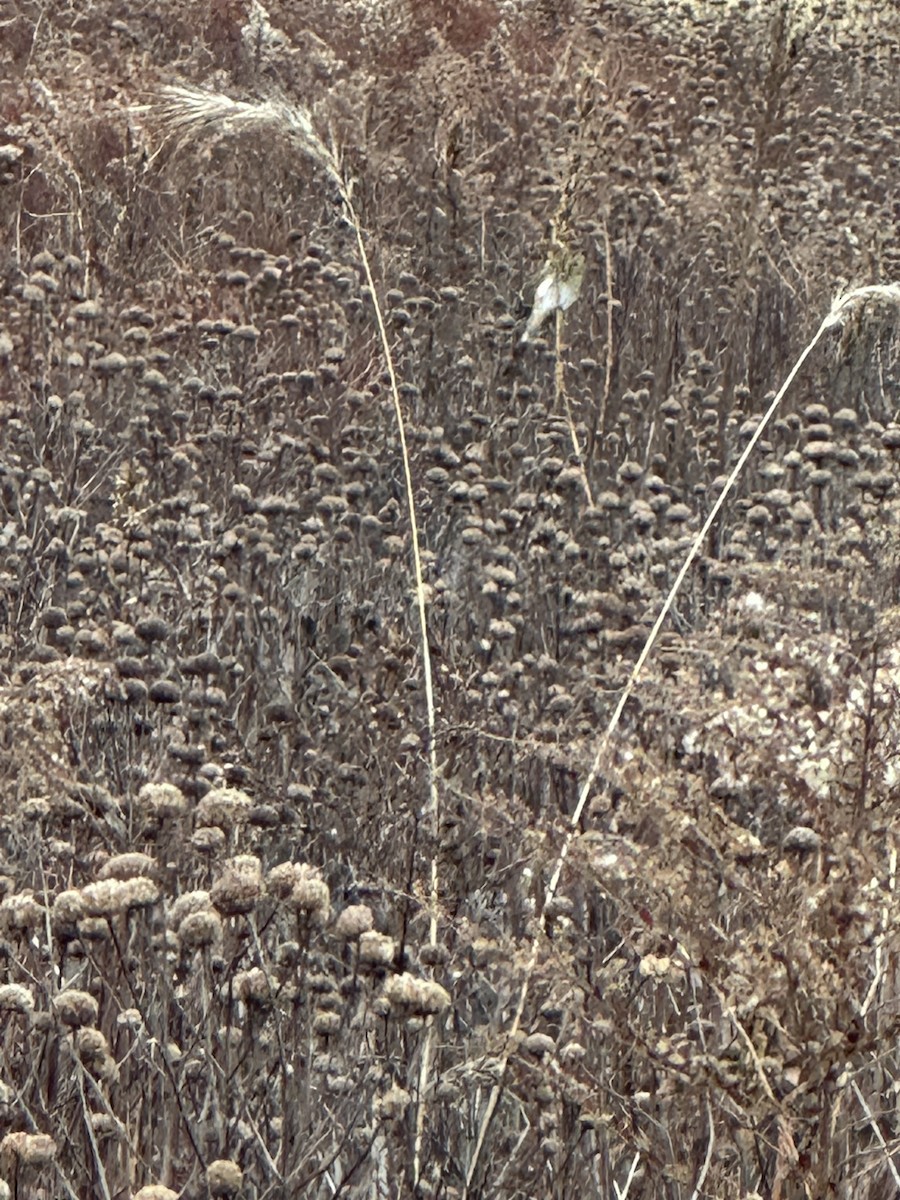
left=149, top=81, right=442, bottom=1193
left=462, top=282, right=900, bottom=1196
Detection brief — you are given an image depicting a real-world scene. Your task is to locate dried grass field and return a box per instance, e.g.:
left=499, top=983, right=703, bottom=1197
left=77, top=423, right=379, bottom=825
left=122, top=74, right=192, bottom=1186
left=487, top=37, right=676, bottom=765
left=1, top=1, right=900, bottom=1197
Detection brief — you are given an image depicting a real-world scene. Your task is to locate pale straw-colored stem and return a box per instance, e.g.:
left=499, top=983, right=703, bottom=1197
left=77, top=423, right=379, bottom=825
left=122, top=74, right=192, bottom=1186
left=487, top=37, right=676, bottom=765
left=463, top=283, right=900, bottom=1194
left=148, top=84, right=442, bottom=1186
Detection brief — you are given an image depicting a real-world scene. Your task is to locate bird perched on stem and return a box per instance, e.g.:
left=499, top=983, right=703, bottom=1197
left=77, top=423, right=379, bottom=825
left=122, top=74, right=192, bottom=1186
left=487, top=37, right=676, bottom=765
left=522, top=245, right=585, bottom=342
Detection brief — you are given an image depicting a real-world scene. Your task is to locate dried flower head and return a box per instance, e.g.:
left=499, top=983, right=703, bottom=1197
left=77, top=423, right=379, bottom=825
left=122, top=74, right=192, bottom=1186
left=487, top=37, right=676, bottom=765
left=290, top=864, right=330, bottom=920
left=267, top=862, right=330, bottom=921
left=383, top=973, right=451, bottom=1017
left=179, top=909, right=223, bottom=950
left=0, top=893, right=44, bottom=933
left=266, top=861, right=300, bottom=899
left=234, top=967, right=273, bottom=1005
left=74, top=1027, right=108, bottom=1060
left=168, top=890, right=213, bottom=928
left=0, top=984, right=34, bottom=1014
left=137, top=782, right=189, bottom=818
left=313, top=1009, right=341, bottom=1036
left=783, top=826, right=821, bottom=853
left=637, top=954, right=673, bottom=981
left=51, top=889, right=86, bottom=938
left=522, top=1032, right=556, bottom=1058
left=132, top=1187, right=179, bottom=1200
left=196, top=786, right=253, bottom=829
left=358, top=931, right=395, bottom=968
left=90, top=1113, right=118, bottom=1138
left=97, top=852, right=156, bottom=881
left=207, top=1159, right=243, bottom=1198
left=191, top=826, right=226, bottom=854
left=0, top=1132, right=57, bottom=1167
left=375, top=1083, right=411, bottom=1121
left=333, top=904, right=373, bottom=940
left=81, top=877, right=159, bottom=918
left=117, top=1009, right=144, bottom=1034
left=211, top=856, right=262, bottom=916
left=74, top=1028, right=117, bottom=1081
left=53, top=989, right=99, bottom=1028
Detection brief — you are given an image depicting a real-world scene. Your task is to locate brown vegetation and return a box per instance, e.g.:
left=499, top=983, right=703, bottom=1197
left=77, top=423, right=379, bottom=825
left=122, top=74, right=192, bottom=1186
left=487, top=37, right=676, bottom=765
left=1, top=1, right=900, bottom=1197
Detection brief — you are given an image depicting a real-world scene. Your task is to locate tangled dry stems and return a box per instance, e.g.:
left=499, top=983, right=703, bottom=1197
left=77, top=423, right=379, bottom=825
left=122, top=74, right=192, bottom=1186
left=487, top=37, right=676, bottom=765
left=1, top=1, right=900, bottom=1198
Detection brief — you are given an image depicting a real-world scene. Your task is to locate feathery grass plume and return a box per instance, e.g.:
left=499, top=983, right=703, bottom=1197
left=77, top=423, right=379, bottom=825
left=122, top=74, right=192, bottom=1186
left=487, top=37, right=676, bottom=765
left=153, top=86, right=341, bottom=190
left=461, top=280, right=900, bottom=1198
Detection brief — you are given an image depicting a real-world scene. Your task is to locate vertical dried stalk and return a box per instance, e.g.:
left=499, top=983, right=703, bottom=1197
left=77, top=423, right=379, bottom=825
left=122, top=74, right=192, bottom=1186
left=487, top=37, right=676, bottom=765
left=463, top=283, right=900, bottom=1194
left=146, top=82, right=442, bottom=1189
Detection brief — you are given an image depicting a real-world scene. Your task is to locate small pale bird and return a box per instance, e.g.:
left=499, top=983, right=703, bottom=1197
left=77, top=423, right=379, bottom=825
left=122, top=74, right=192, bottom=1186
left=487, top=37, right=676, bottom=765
left=522, top=248, right=585, bottom=342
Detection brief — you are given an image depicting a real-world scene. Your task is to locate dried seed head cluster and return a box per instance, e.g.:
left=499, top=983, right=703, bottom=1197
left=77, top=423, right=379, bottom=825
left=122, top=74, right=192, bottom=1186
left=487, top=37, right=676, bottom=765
left=383, top=973, right=451, bottom=1018
left=211, top=856, right=263, bottom=916
left=53, top=989, right=99, bottom=1028
left=0, top=1132, right=57, bottom=1167
left=206, top=1159, right=243, bottom=1197
left=81, top=877, right=160, bottom=918
left=333, top=902, right=373, bottom=940
left=268, top=861, right=331, bottom=922
left=0, top=985, right=35, bottom=1015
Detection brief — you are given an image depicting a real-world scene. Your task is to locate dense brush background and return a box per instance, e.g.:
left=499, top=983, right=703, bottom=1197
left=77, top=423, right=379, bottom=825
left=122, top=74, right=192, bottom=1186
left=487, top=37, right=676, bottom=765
left=1, top=0, right=900, bottom=1197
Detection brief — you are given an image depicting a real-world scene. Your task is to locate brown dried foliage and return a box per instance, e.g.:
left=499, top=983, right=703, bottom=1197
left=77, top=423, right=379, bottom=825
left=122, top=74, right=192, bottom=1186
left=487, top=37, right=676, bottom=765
left=0, top=1, right=899, bottom=1198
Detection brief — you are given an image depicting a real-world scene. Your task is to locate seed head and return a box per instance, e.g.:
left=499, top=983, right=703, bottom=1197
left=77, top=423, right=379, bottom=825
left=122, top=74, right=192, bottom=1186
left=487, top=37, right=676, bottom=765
left=196, top=786, right=253, bottom=829
left=358, top=931, right=395, bottom=968
left=333, top=904, right=373, bottom=940
left=211, top=856, right=262, bottom=917
left=1, top=1132, right=57, bottom=1167
left=383, top=973, right=451, bottom=1017
left=0, top=984, right=34, bottom=1014
left=53, top=989, right=99, bottom=1028
left=207, top=1159, right=243, bottom=1197
left=81, top=877, right=159, bottom=918
left=179, top=909, right=223, bottom=950
left=98, top=852, right=156, bottom=881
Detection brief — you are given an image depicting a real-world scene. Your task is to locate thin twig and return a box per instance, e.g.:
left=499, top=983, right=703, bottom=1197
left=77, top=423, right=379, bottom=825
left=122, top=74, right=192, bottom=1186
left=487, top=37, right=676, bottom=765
left=73, top=1058, right=114, bottom=1200
left=689, top=1098, right=715, bottom=1200
left=850, top=1078, right=900, bottom=1191
left=613, top=1151, right=641, bottom=1200
left=861, top=836, right=897, bottom=1017
left=555, top=306, right=594, bottom=507
left=597, top=217, right=616, bottom=449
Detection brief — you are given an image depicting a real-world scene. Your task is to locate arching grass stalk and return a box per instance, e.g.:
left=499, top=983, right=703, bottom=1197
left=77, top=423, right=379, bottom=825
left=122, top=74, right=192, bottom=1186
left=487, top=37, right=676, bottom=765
left=148, top=85, right=441, bottom=1184
left=461, top=282, right=900, bottom=1197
